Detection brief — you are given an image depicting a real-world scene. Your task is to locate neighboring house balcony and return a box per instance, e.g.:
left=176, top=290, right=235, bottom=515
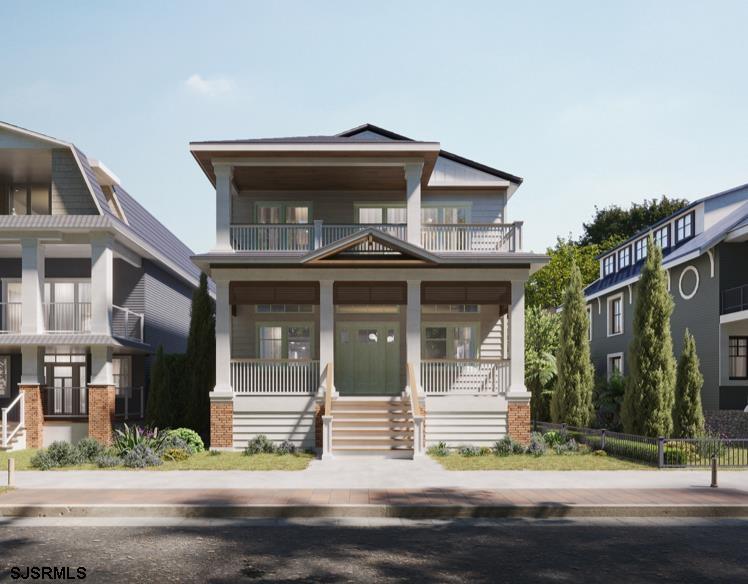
left=722, top=284, right=748, bottom=316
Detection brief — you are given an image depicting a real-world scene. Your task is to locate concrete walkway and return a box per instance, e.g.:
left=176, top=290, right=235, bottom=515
left=6, top=457, right=748, bottom=491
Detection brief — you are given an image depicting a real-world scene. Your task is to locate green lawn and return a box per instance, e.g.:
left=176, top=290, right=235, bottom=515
left=432, top=452, right=653, bottom=470
left=0, top=486, right=11, bottom=496
left=0, top=449, right=314, bottom=471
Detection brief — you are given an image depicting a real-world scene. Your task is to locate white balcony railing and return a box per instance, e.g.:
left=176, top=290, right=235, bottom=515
left=421, top=359, right=509, bottom=395
left=231, top=224, right=314, bottom=252
left=0, top=302, right=22, bottom=333
left=421, top=223, right=522, bottom=252
left=231, top=359, right=320, bottom=394
left=44, top=302, right=91, bottom=333
left=112, top=305, right=145, bottom=342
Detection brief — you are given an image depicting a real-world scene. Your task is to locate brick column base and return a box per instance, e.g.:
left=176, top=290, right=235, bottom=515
left=20, top=385, right=43, bottom=449
left=507, top=400, right=531, bottom=444
left=88, top=385, right=116, bottom=445
left=210, top=395, right=233, bottom=449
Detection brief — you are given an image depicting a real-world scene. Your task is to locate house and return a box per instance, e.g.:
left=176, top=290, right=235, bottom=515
left=0, top=121, right=202, bottom=450
left=191, top=123, right=548, bottom=457
left=585, top=183, right=748, bottom=412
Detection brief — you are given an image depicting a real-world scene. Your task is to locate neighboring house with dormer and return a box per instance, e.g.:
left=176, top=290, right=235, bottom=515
left=585, top=183, right=748, bottom=412
left=191, top=123, right=548, bottom=457
left=0, top=121, right=201, bottom=450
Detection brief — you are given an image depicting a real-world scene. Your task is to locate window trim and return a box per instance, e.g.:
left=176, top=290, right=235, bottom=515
left=603, top=254, right=616, bottom=276
left=606, top=293, right=624, bottom=337
left=607, top=352, right=624, bottom=380
left=675, top=211, right=695, bottom=243
left=254, top=201, right=313, bottom=224
left=353, top=202, right=407, bottom=225
left=255, top=321, right=315, bottom=360
left=654, top=224, right=670, bottom=249
left=618, top=246, right=631, bottom=269
left=586, top=305, right=592, bottom=341
left=728, top=336, right=748, bottom=380
left=420, top=202, right=473, bottom=224
left=421, top=322, right=481, bottom=360
left=634, top=237, right=648, bottom=262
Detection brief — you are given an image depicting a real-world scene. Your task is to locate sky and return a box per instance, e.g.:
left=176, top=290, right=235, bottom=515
left=2, top=1, right=747, bottom=254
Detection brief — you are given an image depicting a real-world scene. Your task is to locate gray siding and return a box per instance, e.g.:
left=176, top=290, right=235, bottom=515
left=718, top=241, right=748, bottom=293
left=50, top=149, right=98, bottom=215
left=113, top=259, right=145, bottom=314
left=143, top=259, right=193, bottom=354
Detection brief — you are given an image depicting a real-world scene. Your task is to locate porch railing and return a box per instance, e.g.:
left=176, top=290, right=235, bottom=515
left=322, top=224, right=407, bottom=251
left=0, top=302, right=22, bottom=333
left=421, top=223, right=522, bottom=252
left=231, top=224, right=314, bottom=252
left=115, top=386, right=145, bottom=420
left=112, top=305, right=145, bottom=342
left=421, top=359, right=509, bottom=395
left=231, top=359, right=320, bottom=394
left=44, top=386, right=88, bottom=418
left=721, top=284, right=748, bottom=314
left=44, top=302, right=92, bottom=333
left=1, top=392, right=24, bottom=448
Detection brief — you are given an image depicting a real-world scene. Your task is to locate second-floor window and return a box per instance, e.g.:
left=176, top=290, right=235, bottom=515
left=44, top=281, right=92, bottom=332
left=357, top=204, right=406, bottom=224
left=603, top=255, right=615, bottom=276
left=675, top=213, right=694, bottom=242
left=634, top=238, right=648, bottom=262
left=618, top=246, right=631, bottom=269
left=654, top=225, right=670, bottom=249
left=421, top=206, right=470, bottom=224
left=1, top=183, right=51, bottom=215
left=608, top=295, right=623, bottom=336
left=255, top=203, right=310, bottom=224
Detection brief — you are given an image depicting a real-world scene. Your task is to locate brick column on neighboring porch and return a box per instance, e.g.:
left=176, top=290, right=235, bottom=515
left=88, top=385, right=116, bottom=445
left=20, top=385, right=43, bottom=449
left=210, top=393, right=234, bottom=450
left=507, top=397, right=532, bottom=444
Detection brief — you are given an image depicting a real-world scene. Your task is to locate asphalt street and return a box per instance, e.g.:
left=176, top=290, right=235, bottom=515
left=1, top=519, right=746, bottom=583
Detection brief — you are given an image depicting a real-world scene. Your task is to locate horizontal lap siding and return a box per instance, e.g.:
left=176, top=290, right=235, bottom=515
left=143, top=260, right=192, bottom=354
left=422, top=190, right=505, bottom=223
left=113, top=259, right=145, bottom=315
left=51, top=149, right=98, bottom=215
left=426, top=413, right=507, bottom=447
left=232, top=396, right=318, bottom=448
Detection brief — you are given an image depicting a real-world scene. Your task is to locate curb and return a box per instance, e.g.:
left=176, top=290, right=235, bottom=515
left=2, top=504, right=748, bottom=519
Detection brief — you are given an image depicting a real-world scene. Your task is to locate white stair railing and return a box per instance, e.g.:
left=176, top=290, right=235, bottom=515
left=1, top=392, right=24, bottom=449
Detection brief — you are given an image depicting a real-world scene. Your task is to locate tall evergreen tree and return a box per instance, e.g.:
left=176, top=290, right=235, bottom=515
left=146, top=345, right=168, bottom=427
left=550, top=263, right=595, bottom=426
left=673, top=329, right=705, bottom=438
left=184, top=273, right=216, bottom=442
left=622, top=236, right=676, bottom=436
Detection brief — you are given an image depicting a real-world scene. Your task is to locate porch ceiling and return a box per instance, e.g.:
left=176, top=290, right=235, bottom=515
left=233, top=165, right=408, bottom=191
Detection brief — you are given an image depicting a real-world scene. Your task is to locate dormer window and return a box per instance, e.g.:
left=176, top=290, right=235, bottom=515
left=675, top=212, right=694, bottom=242
left=634, top=238, right=648, bottom=262
left=654, top=225, right=670, bottom=249
left=101, top=186, right=126, bottom=223
left=1, top=183, right=51, bottom=215
left=618, top=246, right=631, bottom=269
left=603, top=255, right=616, bottom=276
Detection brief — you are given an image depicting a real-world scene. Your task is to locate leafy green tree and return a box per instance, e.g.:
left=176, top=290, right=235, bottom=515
left=622, top=236, right=676, bottom=436
left=673, top=329, right=705, bottom=438
left=550, top=263, right=595, bottom=426
left=593, top=372, right=626, bottom=431
left=184, top=273, right=216, bottom=442
left=525, top=306, right=561, bottom=421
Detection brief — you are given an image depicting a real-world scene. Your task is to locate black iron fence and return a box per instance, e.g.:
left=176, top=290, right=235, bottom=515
left=534, top=421, right=748, bottom=468
left=721, top=284, right=748, bottom=314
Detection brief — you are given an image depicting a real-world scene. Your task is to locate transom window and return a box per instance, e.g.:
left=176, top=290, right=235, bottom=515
left=258, top=324, right=312, bottom=360
left=654, top=225, right=670, bottom=249
left=603, top=255, right=615, bottom=276
left=423, top=325, right=478, bottom=360
left=421, top=205, right=470, bottom=224
left=675, top=213, right=694, bottom=242
left=618, top=246, right=631, bottom=269
left=635, top=238, right=648, bottom=262
left=729, top=337, right=748, bottom=380
left=422, top=304, right=480, bottom=313
left=256, top=304, right=313, bottom=313
left=608, top=295, right=623, bottom=336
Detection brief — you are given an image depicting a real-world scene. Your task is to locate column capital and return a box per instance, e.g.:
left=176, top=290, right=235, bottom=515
left=213, top=163, right=234, bottom=178
left=403, top=161, right=424, bottom=179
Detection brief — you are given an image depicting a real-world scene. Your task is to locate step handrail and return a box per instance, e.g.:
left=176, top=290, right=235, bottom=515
left=407, top=363, right=425, bottom=457
left=1, top=392, right=24, bottom=448
left=407, top=363, right=421, bottom=417
left=324, top=362, right=334, bottom=415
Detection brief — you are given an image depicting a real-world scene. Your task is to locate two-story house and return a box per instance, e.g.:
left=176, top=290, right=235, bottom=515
left=0, top=121, right=201, bottom=450
left=191, top=124, right=548, bottom=457
left=585, top=183, right=748, bottom=413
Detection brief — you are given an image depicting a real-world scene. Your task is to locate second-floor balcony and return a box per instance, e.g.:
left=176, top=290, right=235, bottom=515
left=722, top=284, right=748, bottom=315
left=229, top=221, right=523, bottom=253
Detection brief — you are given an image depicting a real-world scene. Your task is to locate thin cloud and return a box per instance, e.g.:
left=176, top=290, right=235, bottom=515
left=184, top=74, right=235, bottom=97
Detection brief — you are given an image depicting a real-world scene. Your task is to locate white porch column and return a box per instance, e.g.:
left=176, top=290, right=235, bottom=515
left=213, top=277, right=233, bottom=395
left=90, top=345, right=114, bottom=385
left=21, top=238, right=45, bottom=334
left=91, top=234, right=114, bottom=336
left=404, top=163, right=423, bottom=246
left=406, top=280, right=421, bottom=390
left=20, top=345, right=44, bottom=385
left=508, top=279, right=528, bottom=395
left=214, top=164, right=234, bottom=251
left=319, top=280, right=334, bottom=392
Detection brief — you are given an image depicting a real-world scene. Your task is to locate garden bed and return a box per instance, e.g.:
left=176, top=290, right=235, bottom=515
left=432, top=451, right=651, bottom=470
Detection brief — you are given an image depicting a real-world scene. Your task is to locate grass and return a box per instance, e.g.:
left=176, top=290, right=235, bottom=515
left=432, top=452, right=653, bottom=470
left=0, top=449, right=314, bottom=471
left=0, top=486, right=11, bottom=496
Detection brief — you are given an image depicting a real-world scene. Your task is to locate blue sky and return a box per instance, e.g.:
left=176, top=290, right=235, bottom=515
left=2, top=1, right=747, bottom=254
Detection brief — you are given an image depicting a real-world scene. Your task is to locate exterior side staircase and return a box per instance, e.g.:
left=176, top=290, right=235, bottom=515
left=0, top=422, right=26, bottom=451
left=1, top=393, right=26, bottom=451
left=330, top=397, right=414, bottom=457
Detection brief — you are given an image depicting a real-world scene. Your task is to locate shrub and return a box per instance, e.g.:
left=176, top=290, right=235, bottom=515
left=427, top=442, right=449, bottom=457
left=161, top=435, right=191, bottom=455
left=526, top=432, right=547, bottom=457
left=243, top=434, right=276, bottom=455
left=458, top=445, right=482, bottom=457
left=75, top=437, right=104, bottom=463
left=113, top=424, right=168, bottom=456
left=663, top=445, right=687, bottom=466
left=276, top=440, right=297, bottom=455
left=122, top=444, right=163, bottom=468
left=542, top=431, right=569, bottom=447
left=694, top=436, right=725, bottom=460
left=593, top=449, right=607, bottom=456
left=553, top=438, right=579, bottom=455
left=493, top=436, right=524, bottom=457
left=95, top=454, right=121, bottom=468
left=163, top=448, right=190, bottom=462
left=30, top=449, right=57, bottom=470
left=166, top=428, right=205, bottom=453
left=47, top=441, right=82, bottom=466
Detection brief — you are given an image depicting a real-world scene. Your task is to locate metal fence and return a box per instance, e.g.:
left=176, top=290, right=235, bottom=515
left=533, top=421, right=748, bottom=468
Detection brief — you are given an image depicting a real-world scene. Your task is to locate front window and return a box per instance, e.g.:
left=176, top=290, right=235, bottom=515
left=635, top=238, right=648, bottom=262
left=729, top=337, right=748, bottom=379
left=113, top=356, right=132, bottom=397
left=608, top=296, right=623, bottom=336
left=654, top=225, right=670, bottom=249
left=618, top=246, right=631, bottom=269
left=423, top=325, right=477, bottom=360
left=675, top=213, right=694, bottom=242
left=258, top=324, right=312, bottom=360
left=608, top=354, right=623, bottom=379
left=603, top=255, right=615, bottom=276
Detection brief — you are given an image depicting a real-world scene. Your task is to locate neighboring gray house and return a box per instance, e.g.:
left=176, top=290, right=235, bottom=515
left=0, top=121, right=202, bottom=450
left=585, top=183, right=748, bottom=412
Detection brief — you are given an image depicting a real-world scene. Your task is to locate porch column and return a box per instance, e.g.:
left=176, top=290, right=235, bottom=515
left=507, top=279, right=531, bottom=443
left=406, top=280, right=421, bottom=390
left=404, top=163, right=423, bottom=246
left=89, top=345, right=115, bottom=445
left=214, top=164, right=234, bottom=251
left=211, top=277, right=234, bottom=449
left=21, top=238, right=45, bottom=334
left=319, top=280, right=334, bottom=393
left=19, top=345, right=44, bottom=448
left=91, top=234, right=114, bottom=336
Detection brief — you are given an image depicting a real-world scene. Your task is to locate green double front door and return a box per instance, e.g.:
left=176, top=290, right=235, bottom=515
left=335, top=322, right=401, bottom=395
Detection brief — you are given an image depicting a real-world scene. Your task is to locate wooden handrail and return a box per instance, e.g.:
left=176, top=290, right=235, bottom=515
left=408, top=362, right=421, bottom=417
left=324, top=362, right=334, bottom=415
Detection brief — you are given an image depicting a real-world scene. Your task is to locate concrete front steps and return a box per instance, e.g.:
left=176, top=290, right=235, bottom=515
left=0, top=423, right=26, bottom=452
left=331, top=397, right=414, bottom=458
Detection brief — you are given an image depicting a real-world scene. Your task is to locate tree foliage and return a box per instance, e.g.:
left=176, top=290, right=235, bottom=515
left=622, top=237, right=676, bottom=436
left=525, top=306, right=561, bottom=422
left=550, top=263, right=595, bottom=426
left=673, top=329, right=705, bottom=438
left=146, top=347, right=188, bottom=429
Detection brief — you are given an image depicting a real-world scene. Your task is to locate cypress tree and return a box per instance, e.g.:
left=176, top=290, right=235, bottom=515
left=622, top=236, right=676, bottom=436
left=673, top=329, right=705, bottom=438
left=146, top=345, right=168, bottom=427
left=550, top=263, right=595, bottom=426
left=184, top=273, right=216, bottom=442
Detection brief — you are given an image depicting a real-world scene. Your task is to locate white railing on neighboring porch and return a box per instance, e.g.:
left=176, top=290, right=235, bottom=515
left=421, top=359, right=510, bottom=395
left=44, top=302, right=92, bottom=332
left=421, top=223, right=522, bottom=252
left=231, top=224, right=314, bottom=252
left=1, top=392, right=24, bottom=449
left=0, top=302, right=21, bottom=333
left=112, top=305, right=145, bottom=342
left=231, top=359, right=320, bottom=394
